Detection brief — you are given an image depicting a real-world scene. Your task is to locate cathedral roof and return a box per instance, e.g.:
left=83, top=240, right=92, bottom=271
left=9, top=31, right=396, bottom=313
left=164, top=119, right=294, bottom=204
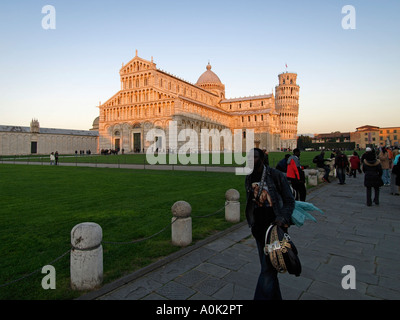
left=0, top=125, right=98, bottom=136
left=196, top=63, right=222, bottom=85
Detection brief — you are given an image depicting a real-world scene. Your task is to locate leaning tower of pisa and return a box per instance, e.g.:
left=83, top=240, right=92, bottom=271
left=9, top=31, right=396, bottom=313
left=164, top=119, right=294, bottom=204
left=275, top=72, right=300, bottom=150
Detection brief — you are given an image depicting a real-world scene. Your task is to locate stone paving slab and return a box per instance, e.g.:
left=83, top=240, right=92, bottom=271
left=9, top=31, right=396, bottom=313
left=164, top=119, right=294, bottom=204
left=78, top=173, right=400, bottom=300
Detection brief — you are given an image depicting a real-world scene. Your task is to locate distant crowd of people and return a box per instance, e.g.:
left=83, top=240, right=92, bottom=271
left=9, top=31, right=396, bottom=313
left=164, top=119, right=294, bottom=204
left=274, top=146, right=400, bottom=206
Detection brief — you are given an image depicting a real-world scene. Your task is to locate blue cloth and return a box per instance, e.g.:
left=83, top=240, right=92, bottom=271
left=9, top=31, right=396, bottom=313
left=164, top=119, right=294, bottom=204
left=394, top=154, right=400, bottom=165
left=291, top=201, right=324, bottom=227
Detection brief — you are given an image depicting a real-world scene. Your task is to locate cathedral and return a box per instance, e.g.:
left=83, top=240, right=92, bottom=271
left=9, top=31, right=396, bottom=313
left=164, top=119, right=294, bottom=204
left=97, top=52, right=300, bottom=154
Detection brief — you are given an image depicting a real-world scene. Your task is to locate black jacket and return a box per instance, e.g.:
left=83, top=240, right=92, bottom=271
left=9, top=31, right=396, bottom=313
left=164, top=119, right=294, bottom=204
left=245, top=166, right=295, bottom=235
left=362, top=159, right=383, bottom=188
left=392, top=163, right=400, bottom=186
left=314, top=154, right=329, bottom=168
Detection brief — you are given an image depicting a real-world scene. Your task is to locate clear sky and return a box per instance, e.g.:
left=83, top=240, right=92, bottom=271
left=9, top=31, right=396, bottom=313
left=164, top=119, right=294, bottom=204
left=0, top=0, right=399, bottom=134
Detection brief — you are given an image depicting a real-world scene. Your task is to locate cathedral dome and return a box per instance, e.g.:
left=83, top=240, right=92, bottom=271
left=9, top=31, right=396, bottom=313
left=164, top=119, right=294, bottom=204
left=196, top=63, right=222, bottom=85
left=91, top=116, right=99, bottom=131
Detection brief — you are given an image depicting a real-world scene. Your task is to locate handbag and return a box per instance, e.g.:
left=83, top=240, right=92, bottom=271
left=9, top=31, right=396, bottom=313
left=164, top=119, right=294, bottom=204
left=252, top=165, right=273, bottom=208
left=264, top=224, right=301, bottom=276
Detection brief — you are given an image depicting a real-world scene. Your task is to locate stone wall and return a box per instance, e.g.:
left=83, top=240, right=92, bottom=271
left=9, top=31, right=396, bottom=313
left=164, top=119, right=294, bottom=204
left=0, top=131, right=98, bottom=156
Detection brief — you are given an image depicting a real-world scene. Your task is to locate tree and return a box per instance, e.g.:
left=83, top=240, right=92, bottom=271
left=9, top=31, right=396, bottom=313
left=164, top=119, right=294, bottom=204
left=297, top=135, right=313, bottom=150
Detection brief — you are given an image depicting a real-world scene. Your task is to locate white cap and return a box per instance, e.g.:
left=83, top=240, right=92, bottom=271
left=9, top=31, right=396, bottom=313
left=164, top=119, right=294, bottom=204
left=366, top=147, right=372, bottom=152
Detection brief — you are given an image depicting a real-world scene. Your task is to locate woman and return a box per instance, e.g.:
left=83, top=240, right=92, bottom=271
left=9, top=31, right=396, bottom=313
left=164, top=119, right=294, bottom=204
left=245, top=148, right=295, bottom=300
left=349, top=151, right=361, bottom=178
left=362, top=149, right=383, bottom=206
left=378, top=147, right=390, bottom=186
left=50, top=152, right=55, bottom=165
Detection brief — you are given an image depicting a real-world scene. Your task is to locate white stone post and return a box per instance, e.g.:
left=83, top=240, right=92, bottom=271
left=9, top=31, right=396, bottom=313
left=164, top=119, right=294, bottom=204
left=171, top=201, right=192, bottom=247
left=70, top=222, right=103, bottom=290
left=225, top=189, right=240, bottom=223
left=307, top=169, right=318, bottom=186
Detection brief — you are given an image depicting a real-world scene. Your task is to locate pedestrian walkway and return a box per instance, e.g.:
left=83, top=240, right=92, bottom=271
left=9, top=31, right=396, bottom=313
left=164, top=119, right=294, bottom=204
left=78, top=174, right=400, bottom=300
left=0, top=159, right=237, bottom=173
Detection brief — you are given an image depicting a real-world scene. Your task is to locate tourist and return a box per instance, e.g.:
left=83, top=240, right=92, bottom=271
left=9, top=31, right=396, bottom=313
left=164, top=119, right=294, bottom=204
left=55, top=151, right=59, bottom=165
left=286, top=148, right=307, bottom=201
left=391, top=153, right=400, bottom=195
left=275, top=154, right=290, bottom=173
left=349, top=151, right=361, bottom=178
left=334, top=150, right=349, bottom=185
left=245, top=148, right=295, bottom=300
left=378, top=147, right=390, bottom=186
left=313, top=151, right=331, bottom=182
left=361, top=147, right=375, bottom=163
left=362, top=148, right=383, bottom=206
left=50, top=152, right=55, bottom=165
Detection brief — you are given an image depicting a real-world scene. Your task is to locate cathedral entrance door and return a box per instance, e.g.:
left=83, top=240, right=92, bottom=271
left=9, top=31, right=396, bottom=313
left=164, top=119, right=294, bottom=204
left=134, top=133, right=141, bottom=152
left=114, top=138, right=120, bottom=151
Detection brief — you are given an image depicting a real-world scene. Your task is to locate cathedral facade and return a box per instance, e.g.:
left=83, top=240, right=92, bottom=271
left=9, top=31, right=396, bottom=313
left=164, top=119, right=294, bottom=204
left=97, top=52, right=300, bottom=154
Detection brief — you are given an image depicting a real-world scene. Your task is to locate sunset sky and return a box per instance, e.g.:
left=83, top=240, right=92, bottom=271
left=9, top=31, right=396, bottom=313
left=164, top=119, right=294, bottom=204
left=0, top=0, right=399, bottom=134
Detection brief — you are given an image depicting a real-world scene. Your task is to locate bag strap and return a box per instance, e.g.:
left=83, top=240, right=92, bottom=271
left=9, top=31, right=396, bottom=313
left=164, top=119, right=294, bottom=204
left=264, top=225, right=290, bottom=273
left=255, top=165, right=267, bottom=202
left=264, top=224, right=274, bottom=255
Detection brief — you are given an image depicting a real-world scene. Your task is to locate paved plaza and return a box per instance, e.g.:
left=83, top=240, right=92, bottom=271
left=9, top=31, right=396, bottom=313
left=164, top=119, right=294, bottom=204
left=78, top=172, right=400, bottom=300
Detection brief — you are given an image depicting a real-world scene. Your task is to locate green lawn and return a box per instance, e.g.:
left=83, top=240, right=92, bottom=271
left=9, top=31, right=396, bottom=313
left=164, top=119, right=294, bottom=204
left=0, top=164, right=245, bottom=299
left=1, top=150, right=354, bottom=168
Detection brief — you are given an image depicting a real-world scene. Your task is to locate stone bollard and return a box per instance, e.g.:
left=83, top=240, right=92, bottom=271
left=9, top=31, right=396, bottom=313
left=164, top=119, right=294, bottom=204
left=225, top=189, right=240, bottom=223
left=307, top=169, right=318, bottom=186
left=317, top=168, right=325, bottom=183
left=70, top=222, right=103, bottom=290
left=171, top=201, right=192, bottom=247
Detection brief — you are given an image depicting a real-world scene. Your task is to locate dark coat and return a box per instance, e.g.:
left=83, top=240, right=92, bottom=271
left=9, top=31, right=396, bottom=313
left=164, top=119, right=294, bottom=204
left=245, top=166, right=295, bottom=239
left=362, top=159, right=383, bottom=188
left=392, top=163, right=400, bottom=186
left=315, top=154, right=329, bottom=168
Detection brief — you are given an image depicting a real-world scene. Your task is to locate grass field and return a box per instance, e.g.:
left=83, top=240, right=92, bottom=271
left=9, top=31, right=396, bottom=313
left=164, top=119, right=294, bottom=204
left=0, top=164, right=246, bottom=299
left=1, top=150, right=353, bottom=168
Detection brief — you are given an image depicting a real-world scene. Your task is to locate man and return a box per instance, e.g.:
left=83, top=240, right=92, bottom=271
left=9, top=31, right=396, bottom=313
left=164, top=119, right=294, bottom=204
left=287, top=148, right=307, bottom=201
left=276, top=154, right=291, bottom=173
left=335, top=150, right=349, bottom=185
left=314, top=151, right=331, bottom=183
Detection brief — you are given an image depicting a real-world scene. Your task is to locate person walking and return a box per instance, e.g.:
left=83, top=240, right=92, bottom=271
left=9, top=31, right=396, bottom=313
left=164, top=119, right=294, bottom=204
left=349, top=151, right=361, bottom=178
left=245, top=148, right=295, bottom=300
left=378, top=147, right=390, bottom=186
left=287, top=148, right=307, bottom=201
left=362, top=148, right=383, bottom=206
left=335, top=150, right=349, bottom=185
